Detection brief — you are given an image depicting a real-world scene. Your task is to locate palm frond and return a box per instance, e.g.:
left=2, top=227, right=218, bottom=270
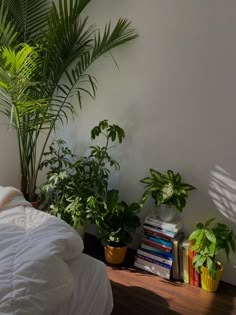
left=41, top=0, right=96, bottom=96
left=63, top=18, right=138, bottom=105
left=74, top=0, right=92, bottom=15
left=0, top=44, right=40, bottom=93
left=3, top=0, right=50, bottom=42
left=92, top=18, right=138, bottom=58
left=0, top=1, right=17, bottom=47
left=0, top=44, right=47, bottom=131
left=42, top=17, right=138, bottom=140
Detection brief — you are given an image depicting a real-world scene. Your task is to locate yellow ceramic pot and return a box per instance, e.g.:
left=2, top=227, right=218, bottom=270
left=104, top=245, right=127, bottom=265
left=201, top=262, right=223, bottom=292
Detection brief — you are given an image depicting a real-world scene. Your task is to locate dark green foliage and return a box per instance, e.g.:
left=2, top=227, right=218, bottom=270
left=189, top=218, right=236, bottom=280
left=85, top=189, right=141, bottom=246
left=39, top=120, right=125, bottom=229
left=140, top=169, right=195, bottom=212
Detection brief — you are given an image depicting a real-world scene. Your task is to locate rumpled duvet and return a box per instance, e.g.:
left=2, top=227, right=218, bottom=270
left=0, top=186, right=84, bottom=315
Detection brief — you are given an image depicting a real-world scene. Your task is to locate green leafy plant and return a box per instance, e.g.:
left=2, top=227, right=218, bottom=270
left=0, top=0, right=138, bottom=201
left=189, top=218, right=236, bottom=280
left=86, top=189, right=141, bottom=246
left=140, top=169, right=195, bottom=212
left=39, top=120, right=125, bottom=229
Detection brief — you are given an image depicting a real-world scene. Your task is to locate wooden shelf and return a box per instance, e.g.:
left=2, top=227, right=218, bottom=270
left=83, top=233, right=236, bottom=315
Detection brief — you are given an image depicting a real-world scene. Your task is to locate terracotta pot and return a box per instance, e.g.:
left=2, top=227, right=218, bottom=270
left=31, top=199, right=41, bottom=209
left=201, top=262, right=223, bottom=292
left=104, top=245, right=127, bottom=265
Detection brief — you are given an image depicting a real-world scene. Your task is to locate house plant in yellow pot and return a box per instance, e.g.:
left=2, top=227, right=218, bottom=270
left=86, top=190, right=141, bottom=264
left=189, top=218, right=235, bottom=292
left=140, top=169, right=195, bottom=222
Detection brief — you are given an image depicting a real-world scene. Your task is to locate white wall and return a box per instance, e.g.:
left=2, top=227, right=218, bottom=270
left=57, top=0, right=236, bottom=285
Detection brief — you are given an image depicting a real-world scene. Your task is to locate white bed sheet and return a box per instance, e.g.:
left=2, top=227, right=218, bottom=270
left=56, top=253, right=113, bottom=315
left=0, top=186, right=113, bottom=315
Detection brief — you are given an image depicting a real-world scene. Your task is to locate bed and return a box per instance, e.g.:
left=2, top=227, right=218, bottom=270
left=0, top=186, right=113, bottom=315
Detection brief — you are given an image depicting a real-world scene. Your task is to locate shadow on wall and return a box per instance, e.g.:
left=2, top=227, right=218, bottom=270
left=208, top=165, right=236, bottom=267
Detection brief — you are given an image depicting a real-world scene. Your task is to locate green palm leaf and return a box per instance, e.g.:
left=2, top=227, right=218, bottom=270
left=63, top=18, right=138, bottom=105
left=41, top=0, right=95, bottom=96
left=0, top=2, right=17, bottom=47
left=0, top=44, right=47, bottom=130
left=3, top=0, right=50, bottom=42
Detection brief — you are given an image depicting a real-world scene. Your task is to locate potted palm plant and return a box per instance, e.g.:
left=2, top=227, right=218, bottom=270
left=86, top=190, right=141, bottom=264
left=140, top=169, right=195, bottom=222
left=0, top=0, right=138, bottom=202
left=189, top=218, right=235, bottom=292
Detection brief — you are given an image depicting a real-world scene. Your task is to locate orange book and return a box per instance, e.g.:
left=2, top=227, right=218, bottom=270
left=188, top=248, right=194, bottom=285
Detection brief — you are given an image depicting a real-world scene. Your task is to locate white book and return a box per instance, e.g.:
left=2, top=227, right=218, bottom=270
left=145, top=215, right=183, bottom=233
left=137, top=249, right=173, bottom=266
left=134, top=257, right=171, bottom=279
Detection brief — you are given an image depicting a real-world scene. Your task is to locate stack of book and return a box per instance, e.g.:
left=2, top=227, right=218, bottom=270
left=134, top=215, right=184, bottom=280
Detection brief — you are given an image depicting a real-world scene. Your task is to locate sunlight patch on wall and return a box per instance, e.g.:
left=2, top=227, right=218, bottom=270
left=209, top=165, right=236, bottom=268
left=209, top=165, right=236, bottom=225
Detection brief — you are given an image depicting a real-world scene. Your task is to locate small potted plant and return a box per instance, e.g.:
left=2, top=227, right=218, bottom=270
left=140, top=169, right=195, bottom=222
left=86, top=189, right=141, bottom=264
left=189, top=218, right=235, bottom=292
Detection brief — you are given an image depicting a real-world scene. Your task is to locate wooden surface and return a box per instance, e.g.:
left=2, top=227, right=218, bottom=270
left=83, top=233, right=236, bottom=315
left=108, top=265, right=236, bottom=315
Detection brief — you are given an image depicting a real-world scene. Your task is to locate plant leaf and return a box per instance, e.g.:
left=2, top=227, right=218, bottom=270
left=205, top=229, right=216, bottom=243
left=204, top=218, right=215, bottom=227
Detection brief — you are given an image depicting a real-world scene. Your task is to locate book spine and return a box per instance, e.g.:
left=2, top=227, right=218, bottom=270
left=137, top=254, right=172, bottom=269
left=143, top=228, right=173, bottom=241
left=145, top=217, right=181, bottom=232
left=178, top=240, right=184, bottom=281
left=137, top=249, right=173, bottom=266
left=141, top=244, right=173, bottom=259
left=142, top=235, right=173, bottom=249
left=188, top=248, right=194, bottom=285
left=143, top=223, right=176, bottom=237
left=193, top=269, right=200, bottom=287
left=142, top=238, right=172, bottom=252
left=182, top=245, right=189, bottom=284
left=172, top=240, right=179, bottom=280
left=193, top=252, right=200, bottom=287
left=134, top=257, right=171, bottom=279
left=139, top=248, right=173, bottom=261
left=171, top=232, right=185, bottom=280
